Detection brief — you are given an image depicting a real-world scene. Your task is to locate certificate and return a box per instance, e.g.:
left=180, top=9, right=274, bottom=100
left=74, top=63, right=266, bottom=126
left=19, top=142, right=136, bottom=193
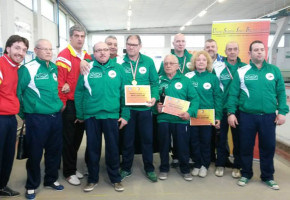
left=125, top=85, right=151, bottom=105
left=190, top=109, right=215, bottom=126
left=161, top=96, right=190, bottom=116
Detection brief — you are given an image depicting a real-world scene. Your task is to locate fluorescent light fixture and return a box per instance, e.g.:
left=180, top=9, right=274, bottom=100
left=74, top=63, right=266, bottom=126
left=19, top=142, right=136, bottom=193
left=180, top=26, right=185, bottom=31
left=129, top=0, right=133, bottom=2
left=218, top=0, right=225, bottom=3
left=127, top=26, right=131, bottom=31
left=198, top=10, right=207, bottom=17
left=185, top=21, right=192, bottom=26
left=127, top=21, right=131, bottom=26
left=128, top=10, right=132, bottom=16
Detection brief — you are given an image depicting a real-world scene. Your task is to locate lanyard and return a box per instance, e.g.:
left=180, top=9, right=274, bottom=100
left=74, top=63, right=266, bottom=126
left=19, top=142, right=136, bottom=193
left=178, top=56, right=186, bottom=74
left=129, top=56, right=140, bottom=84
left=225, top=64, right=233, bottom=80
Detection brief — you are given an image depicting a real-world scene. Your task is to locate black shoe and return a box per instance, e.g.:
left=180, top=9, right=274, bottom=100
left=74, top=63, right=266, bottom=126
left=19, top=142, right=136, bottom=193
left=0, top=186, right=20, bottom=197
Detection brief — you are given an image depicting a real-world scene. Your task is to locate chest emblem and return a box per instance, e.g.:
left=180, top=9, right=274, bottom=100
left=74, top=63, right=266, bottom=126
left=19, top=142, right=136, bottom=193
left=203, top=82, right=211, bottom=90
left=266, top=73, right=274, bottom=80
left=139, top=67, right=147, bottom=74
left=108, top=70, right=117, bottom=78
left=175, top=82, right=183, bottom=90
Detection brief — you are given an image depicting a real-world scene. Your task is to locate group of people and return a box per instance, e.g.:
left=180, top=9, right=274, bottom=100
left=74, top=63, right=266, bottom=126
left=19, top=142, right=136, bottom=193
left=0, top=24, right=288, bottom=200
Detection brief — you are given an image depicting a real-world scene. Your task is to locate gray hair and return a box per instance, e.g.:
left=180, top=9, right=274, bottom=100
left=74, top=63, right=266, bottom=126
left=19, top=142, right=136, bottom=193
left=69, top=24, right=86, bottom=37
left=35, top=39, right=50, bottom=48
left=105, top=35, right=117, bottom=42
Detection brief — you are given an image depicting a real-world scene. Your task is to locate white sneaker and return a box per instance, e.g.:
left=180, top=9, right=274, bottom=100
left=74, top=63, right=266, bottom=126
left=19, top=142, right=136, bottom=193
left=191, top=168, right=200, bottom=176
left=215, top=167, right=224, bottom=177
left=66, top=175, right=80, bottom=186
left=159, top=172, right=168, bottom=180
left=232, top=168, right=241, bottom=178
left=83, top=183, right=97, bottom=192
left=198, top=166, right=207, bottom=178
left=76, top=171, right=84, bottom=179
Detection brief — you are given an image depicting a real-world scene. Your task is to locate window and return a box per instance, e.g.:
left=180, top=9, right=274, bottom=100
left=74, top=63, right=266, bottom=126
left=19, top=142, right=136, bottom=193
left=69, top=19, right=75, bottom=29
left=41, top=0, right=54, bottom=21
left=58, top=10, right=68, bottom=50
left=140, top=35, right=165, bottom=48
left=17, top=0, right=33, bottom=10
left=171, top=35, right=205, bottom=48
left=268, top=35, right=284, bottom=47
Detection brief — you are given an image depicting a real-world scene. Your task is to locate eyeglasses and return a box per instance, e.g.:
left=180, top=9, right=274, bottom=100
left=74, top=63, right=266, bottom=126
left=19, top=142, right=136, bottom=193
left=126, top=43, right=139, bottom=47
left=36, top=47, right=53, bottom=52
left=94, top=48, right=109, bottom=53
left=164, top=62, right=178, bottom=66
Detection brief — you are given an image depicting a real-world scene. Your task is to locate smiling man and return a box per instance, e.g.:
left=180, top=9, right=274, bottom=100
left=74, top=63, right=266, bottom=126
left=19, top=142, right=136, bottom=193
left=227, top=40, right=289, bottom=190
left=0, top=35, right=29, bottom=197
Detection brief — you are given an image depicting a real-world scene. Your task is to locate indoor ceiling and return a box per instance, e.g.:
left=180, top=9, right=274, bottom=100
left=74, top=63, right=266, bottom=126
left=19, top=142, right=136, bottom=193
left=59, top=0, right=290, bottom=33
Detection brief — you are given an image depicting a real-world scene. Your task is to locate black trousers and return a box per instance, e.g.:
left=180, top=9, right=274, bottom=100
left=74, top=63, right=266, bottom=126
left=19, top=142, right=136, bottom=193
left=62, top=100, right=85, bottom=178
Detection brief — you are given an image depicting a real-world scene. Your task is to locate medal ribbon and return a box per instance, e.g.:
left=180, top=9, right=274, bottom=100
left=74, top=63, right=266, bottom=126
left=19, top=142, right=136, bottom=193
left=130, top=56, right=140, bottom=82
left=178, top=56, right=186, bottom=74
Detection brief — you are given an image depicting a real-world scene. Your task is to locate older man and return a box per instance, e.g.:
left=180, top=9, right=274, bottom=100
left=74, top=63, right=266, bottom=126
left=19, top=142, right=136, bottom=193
left=105, top=35, right=123, bottom=63
left=204, top=39, right=224, bottom=66
left=159, top=33, right=192, bottom=76
left=157, top=54, right=199, bottom=181
left=213, top=41, right=247, bottom=178
left=120, top=35, right=159, bottom=182
left=17, top=39, right=64, bottom=200
left=227, top=40, right=289, bottom=190
left=56, top=25, right=91, bottom=185
left=0, top=35, right=29, bottom=197
left=75, top=42, right=129, bottom=192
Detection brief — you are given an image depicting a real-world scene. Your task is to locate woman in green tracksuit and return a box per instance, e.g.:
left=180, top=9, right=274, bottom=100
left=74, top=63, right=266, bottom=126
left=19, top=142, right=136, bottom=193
left=156, top=54, right=199, bottom=181
left=185, top=51, right=223, bottom=178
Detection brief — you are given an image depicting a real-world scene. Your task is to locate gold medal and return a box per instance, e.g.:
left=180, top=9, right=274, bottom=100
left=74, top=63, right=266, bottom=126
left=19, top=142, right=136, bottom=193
left=132, top=79, right=137, bottom=85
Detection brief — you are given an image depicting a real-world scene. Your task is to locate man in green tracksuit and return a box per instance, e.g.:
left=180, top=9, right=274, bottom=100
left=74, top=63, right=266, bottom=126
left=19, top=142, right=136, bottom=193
left=227, top=40, right=289, bottom=190
left=74, top=42, right=129, bottom=192
left=156, top=54, right=199, bottom=181
left=212, top=41, right=247, bottom=178
left=158, top=33, right=192, bottom=76
left=17, top=39, right=64, bottom=200
left=158, top=33, right=193, bottom=168
left=119, top=35, right=159, bottom=182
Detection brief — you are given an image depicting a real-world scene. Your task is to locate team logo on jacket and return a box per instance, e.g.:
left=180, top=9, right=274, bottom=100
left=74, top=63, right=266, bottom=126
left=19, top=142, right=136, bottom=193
left=125, top=68, right=131, bottom=73
left=108, top=70, right=117, bottom=78
left=220, top=74, right=231, bottom=80
left=175, top=82, right=183, bottom=90
left=245, top=74, right=258, bottom=80
left=203, top=82, right=211, bottom=90
left=89, top=72, right=102, bottom=78
left=186, top=62, right=191, bottom=69
left=53, top=73, right=57, bottom=81
left=35, top=73, right=49, bottom=80
left=159, top=83, right=168, bottom=89
left=139, top=67, right=147, bottom=74
left=192, top=82, right=198, bottom=87
left=266, top=73, right=274, bottom=80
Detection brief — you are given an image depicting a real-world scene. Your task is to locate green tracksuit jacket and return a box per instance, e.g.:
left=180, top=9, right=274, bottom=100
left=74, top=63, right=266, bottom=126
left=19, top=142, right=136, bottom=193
left=213, top=57, right=247, bottom=112
left=122, top=53, right=159, bottom=111
left=227, top=60, right=289, bottom=115
left=185, top=70, right=223, bottom=120
left=157, top=72, right=199, bottom=124
left=17, top=57, right=63, bottom=119
left=158, top=49, right=193, bottom=76
left=74, top=59, right=130, bottom=121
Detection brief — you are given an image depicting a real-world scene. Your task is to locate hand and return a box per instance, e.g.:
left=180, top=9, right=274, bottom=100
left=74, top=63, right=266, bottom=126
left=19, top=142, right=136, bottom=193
left=156, top=102, right=164, bottom=113
left=178, top=112, right=190, bottom=120
left=275, top=114, right=286, bottom=125
left=146, top=98, right=156, bottom=107
left=118, top=118, right=128, bottom=129
left=228, top=114, right=238, bottom=128
left=61, top=105, right=66, bottom=112
left=61, top=83, right=70, bottom=94
left=214, top=120, right=220, bottom=129
left=74, top=119, right=84, bottom=123
left=80, top=60, right=90, bottom=75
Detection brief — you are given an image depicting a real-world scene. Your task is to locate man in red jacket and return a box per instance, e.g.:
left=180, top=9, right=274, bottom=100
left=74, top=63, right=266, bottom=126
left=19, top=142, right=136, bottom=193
left=0, top=35, right=29, bottom=197
left=56, top=25, right=91, bottom=186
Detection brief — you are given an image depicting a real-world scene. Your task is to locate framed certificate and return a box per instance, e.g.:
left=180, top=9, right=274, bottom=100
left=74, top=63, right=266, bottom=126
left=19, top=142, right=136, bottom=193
left=125, top=85, right=151, bottom=105
left=161, top=96, right=190, bottom=116
left=190, top=109, right=215, bottom=126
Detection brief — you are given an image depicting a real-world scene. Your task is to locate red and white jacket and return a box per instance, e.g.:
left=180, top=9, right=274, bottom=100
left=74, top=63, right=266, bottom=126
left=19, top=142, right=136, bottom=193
left=56, top=44, right=91, bottom=106
left=0, top=54, right=20, bottom=115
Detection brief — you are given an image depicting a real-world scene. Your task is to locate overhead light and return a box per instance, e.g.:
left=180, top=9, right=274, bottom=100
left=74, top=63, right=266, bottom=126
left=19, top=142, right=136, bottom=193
left=127, top=26, right=131, bottom=31
left=127, top=21, right=131, bottom=26
left=180, top=26, right=185, bottom=31
left=129, top=0, right=133, bottom=2
left=185, top=21, right=192, bottom=26
left=218, top=0, right=225, bottom=3
left=198, top=10, right=207, bottom=17
left=128, top=9, right=132, bottom=16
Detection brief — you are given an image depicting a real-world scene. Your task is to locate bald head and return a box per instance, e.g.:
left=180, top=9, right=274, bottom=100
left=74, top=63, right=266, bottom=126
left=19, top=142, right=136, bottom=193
left=225, top=41, right=239, bottom=63
left=163, top=54, right=179, bottom=76
left=34, top=39, right=52, bottom=62
left=173, top=33, right=186, bottom=55
left=93, top=42, right=110, bottom=63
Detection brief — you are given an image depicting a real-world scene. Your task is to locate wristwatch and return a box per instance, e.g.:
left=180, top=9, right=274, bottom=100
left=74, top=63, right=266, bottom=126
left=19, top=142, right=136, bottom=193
left=227, top=112, right=235, bottom=117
